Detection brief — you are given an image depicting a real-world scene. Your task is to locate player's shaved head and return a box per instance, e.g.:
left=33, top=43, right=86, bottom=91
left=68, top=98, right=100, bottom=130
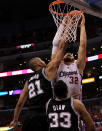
left=54, top=80, right=68, bottom=99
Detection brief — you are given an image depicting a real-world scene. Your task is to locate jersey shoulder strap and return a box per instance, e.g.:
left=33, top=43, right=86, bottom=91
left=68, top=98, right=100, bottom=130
left=42, top=67, right=51, bottom=81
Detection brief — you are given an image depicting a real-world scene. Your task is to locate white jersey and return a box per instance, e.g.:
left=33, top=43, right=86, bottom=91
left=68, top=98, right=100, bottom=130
left=52, top=60, right=82, bottom=100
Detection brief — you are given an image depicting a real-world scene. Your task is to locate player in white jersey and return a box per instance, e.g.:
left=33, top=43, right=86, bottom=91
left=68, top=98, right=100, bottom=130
left=51, top=13, right=87, bottom=100
left=55, top=59, right=82, bottom=100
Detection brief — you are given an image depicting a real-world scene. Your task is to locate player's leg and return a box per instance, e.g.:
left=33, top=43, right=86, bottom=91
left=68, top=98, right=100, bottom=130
left=21, top=114, right=31, bottom=131
left=29, top=114, right=48, bottom=131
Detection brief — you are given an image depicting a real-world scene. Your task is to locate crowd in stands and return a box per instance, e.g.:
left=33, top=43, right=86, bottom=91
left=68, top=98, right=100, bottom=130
left=85, top=99, right=102, bottom=130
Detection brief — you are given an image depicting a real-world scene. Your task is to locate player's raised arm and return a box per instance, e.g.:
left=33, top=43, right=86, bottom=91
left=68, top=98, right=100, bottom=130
left=76, top=14, right=87, bottom=75
left=45, top=38, right=67, bottom=80
left=51, top=15, right=69, bottom=60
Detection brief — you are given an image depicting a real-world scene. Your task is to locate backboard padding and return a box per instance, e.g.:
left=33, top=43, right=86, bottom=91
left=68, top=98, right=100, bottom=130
left=62, top=0, right=102, bottom=19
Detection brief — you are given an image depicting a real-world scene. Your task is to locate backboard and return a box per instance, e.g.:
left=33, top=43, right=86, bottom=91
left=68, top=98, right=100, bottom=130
left=62, top=0, right=102, bottom=19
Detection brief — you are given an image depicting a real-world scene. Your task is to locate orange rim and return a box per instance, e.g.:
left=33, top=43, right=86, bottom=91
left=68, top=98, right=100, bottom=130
left=49, top=0, right=65, bottom=15
left=49, top=0, right=84, bottom=16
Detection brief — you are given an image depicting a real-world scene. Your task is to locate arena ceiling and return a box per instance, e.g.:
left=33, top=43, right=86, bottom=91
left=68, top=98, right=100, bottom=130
left=0, top=0, right=50, bottom=23
left=0, top=0, right=101, bottom=49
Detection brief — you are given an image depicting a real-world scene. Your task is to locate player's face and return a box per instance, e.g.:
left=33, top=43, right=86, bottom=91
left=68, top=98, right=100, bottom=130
left=63, top=53, right=74, bottom=62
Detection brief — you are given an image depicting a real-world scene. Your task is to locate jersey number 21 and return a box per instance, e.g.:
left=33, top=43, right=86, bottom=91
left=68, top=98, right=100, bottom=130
left=28, top=80, right=44, bottom=98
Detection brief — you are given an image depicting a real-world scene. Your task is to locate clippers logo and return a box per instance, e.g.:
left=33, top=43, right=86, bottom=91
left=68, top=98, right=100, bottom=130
left=59, top=71, right=78, bottom=78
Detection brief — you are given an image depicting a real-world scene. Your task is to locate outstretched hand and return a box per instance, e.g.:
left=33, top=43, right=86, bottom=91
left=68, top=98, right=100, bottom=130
left=79, top=13, right=85, bottom=27
left=9, top=120, right=18, bottom=128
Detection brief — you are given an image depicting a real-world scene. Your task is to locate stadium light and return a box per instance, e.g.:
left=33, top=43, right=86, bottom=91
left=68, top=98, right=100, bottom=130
left=0, top=77, right=96, bottom=97
left=9, top=89, right=22, bottom=95
left=0, top=69, right=33, bottom=77
left=16, top=43, right=35, bottom=49
left=99, top=76, right=102, bottom=79
left=82, top=77, right=95, bottom=84
left=0, top=54, right=102, bottom=78
left=0, top=127, right=14, bottom=131
left=0, top=91, right=8, bottom=96
left=86, top=54, right=102, bottom=62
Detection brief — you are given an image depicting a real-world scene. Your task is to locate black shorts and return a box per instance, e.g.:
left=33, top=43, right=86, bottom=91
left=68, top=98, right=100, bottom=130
left=22, top=112, right=48, bottom=131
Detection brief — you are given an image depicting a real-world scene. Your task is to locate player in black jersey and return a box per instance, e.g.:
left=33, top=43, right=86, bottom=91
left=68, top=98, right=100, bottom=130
left=9, top=38, right=67, bottom=131
left=46, top=80, right=96, bottom=131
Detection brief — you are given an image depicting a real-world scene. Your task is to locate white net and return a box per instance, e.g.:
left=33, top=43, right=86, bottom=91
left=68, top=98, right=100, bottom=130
left=49, top=0, right=82, bottom=43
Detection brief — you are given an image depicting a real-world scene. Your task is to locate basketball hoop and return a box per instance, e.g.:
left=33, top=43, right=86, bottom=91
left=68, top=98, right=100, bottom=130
left=49, top=0, right=83, bottom=42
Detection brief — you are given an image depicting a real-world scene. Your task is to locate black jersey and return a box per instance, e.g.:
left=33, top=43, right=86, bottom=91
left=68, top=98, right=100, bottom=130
left=47, top=98, right=80, bottom=131
left=27, top=68, right=52, bottom=111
